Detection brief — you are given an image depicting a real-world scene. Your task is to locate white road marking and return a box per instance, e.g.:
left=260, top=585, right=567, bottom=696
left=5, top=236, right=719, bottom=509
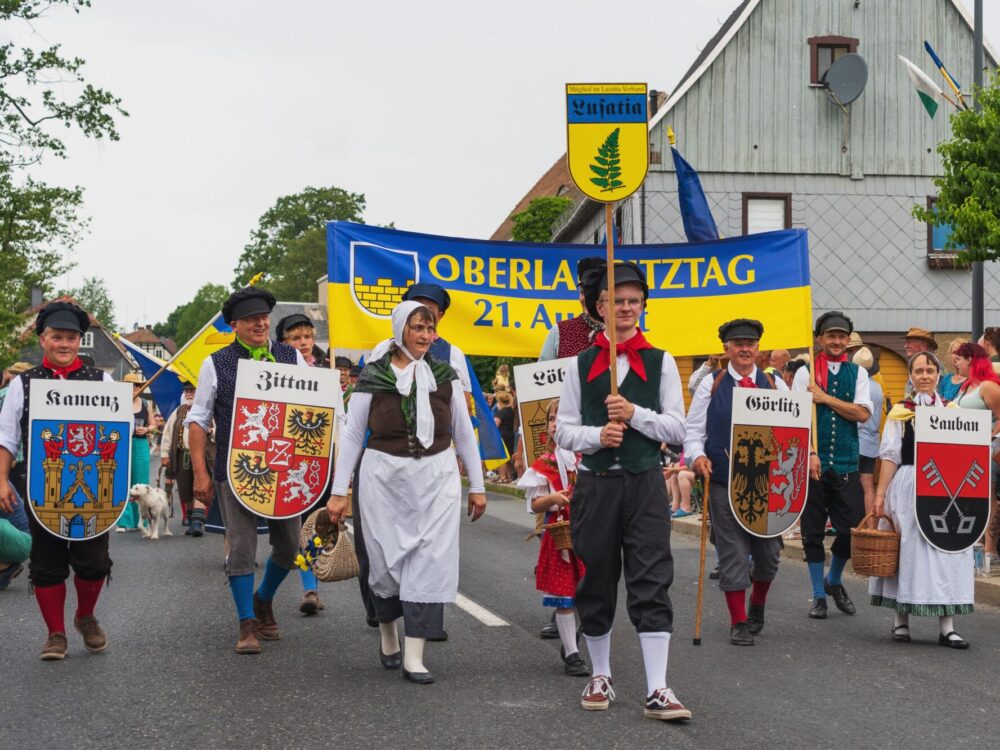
left=344, top=521, right=509, bottom=627
left=454, top=593, right=510, bottom=626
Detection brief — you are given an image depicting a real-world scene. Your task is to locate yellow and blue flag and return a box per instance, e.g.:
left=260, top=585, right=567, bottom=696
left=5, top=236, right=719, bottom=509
left=170, top=313, right=235, bottom=386
left=116, top=336, right=186, bottom=417
left=327, top=222, right=813, bottom=357
left=464, top=355, right=509, bottom=470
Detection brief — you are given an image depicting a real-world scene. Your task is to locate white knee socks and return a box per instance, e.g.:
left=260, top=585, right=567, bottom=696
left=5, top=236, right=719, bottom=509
left=894, top=612, right=909, bottom=629
left=379, top=622, right=399, bottom=655
left=638, top=632, right=671, bottom=696
left=555, top=612, right=578, bottom=656
left=403, top=636, right=427, bottom=673
left=939, top=615, right=955, bottom=637
left=584, top=631, right=612, bottom=678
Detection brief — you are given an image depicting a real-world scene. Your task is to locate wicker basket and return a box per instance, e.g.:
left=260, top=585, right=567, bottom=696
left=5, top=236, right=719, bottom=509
left=851, top=512, right=900, bottom=578
left=300, top=508, right=360, bottom=583
left=543, top=519, right=573, bottom=551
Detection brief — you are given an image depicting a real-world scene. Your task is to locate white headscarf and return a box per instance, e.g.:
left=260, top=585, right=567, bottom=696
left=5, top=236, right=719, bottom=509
left=391, top=300, right=438, bottom=448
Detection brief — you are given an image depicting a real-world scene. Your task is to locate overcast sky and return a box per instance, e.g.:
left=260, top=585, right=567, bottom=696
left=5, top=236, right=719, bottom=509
left=15, top=0, right=1000, bottom=329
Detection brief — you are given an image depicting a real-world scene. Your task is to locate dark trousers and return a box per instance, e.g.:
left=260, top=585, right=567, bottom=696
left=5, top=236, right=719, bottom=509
left=351, top=458, right=378, bottom=624
left=800, top=469, right=865, bottom=563
left=571, top=466, right=674, bottom=636
left=372, top=596, right=445, bottom=639
left=709, top=481, right=782, bottom=591
left=12, top=467, right=112, bottom=587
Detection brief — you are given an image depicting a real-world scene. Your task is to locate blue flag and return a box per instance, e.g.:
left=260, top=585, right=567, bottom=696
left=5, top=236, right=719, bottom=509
left=117, top=336, right=186, bottom=418
left=464, top=355, right=509, bottom=468
left=671, top=146, right=719, bottom=242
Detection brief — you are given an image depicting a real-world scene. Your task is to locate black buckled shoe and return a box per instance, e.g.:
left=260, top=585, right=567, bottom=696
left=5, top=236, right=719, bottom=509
left=730, top=621, right=754, bottom=646
left=938, top=631, right=970, bottom=649
left=824, top=580, right=856, bottom=615
left=808, top=597, right=828, bottom=619
left=891, top=625, right=911, bottom=643
left=540, top=615, right=560, bottom=640
left=747, top=604, right=765, bottom=635
left=561, top=646, right=592, bottom=677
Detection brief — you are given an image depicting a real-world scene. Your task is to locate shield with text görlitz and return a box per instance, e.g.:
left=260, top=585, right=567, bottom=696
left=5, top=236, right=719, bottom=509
left=729, top=387, right=812, bottom=538
left=27, top=380, right=133, bottom=540
left=915, top=406, right=992, bottom=553
left=227, top=360, right=342, bottom=519
left=513, top=357, right=577, bottom=469
left=566, top=83, right=648, bottom=203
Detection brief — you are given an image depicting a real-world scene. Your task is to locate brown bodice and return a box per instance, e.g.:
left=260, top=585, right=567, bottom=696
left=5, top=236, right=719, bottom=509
left=365, top=380, right=454, bottom=458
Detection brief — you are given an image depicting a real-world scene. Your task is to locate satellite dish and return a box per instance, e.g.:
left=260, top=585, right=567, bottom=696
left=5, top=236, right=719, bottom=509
left=821, top=53, right=868, bottom=106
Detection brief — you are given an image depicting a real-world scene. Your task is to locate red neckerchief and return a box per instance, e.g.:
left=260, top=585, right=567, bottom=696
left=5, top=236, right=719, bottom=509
left=737, top=375, right=756, bottom=388
left=814, top=351, right=847, bottom=390
left=530, top=453, right=567, bottom=493
left=42, top=356, right=82, bottom=380
left=586, top=329, right=654, bottom=383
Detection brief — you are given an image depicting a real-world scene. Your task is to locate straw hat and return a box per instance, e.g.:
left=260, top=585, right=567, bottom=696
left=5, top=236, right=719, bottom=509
left=902, top=327, right=938, bottom=350
left=122, top=372, right=144, bottom=384
left=852, top=346, right=874, bottom=370
left=6, top=362, right=32, bottom=375
left=846, top=332, right=865, bottom=351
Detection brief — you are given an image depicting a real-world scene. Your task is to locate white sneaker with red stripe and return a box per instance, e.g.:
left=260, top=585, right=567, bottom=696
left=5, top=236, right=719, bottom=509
left=644, top=687, right=692, bottom=721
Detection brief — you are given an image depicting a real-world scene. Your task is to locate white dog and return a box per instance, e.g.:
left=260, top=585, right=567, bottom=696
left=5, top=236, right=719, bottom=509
left=128, top=484, right=172, bottom=540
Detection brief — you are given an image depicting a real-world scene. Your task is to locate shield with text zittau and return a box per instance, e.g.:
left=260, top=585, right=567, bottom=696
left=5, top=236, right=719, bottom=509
left=915, top=406, right=992, bottom=553
left=227, top=360, right=341, bottom=519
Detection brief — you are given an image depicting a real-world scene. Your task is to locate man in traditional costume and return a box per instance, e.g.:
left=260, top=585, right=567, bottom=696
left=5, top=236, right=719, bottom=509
left=161, top=382, right=197, bottom=531
left=185, top=287, right=307, bottom=654
left=0, top=302, right=115, bottom=660
left=555, top=261, right=691, bottom=721
left=793, top=311, right=872, bottom=619
left=685, top=319, right=786, bottom=646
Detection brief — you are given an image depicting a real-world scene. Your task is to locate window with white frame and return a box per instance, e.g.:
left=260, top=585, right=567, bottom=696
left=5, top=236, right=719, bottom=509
left=742, top=193, right=791, bottom=235
left=80, top=332, right=94, bottom=349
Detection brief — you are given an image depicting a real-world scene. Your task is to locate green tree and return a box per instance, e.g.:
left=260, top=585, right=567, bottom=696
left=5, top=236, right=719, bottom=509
left=0, top=0, right=127, bottom=166
left=0, top=168, right=84, bottom=365
left=173, top=283, right=229, bottom=346
left=233, top=186, right=366, bottom=294
left=913, top=69, right=1000, bottom=262
left=61, top=276, right=116, bottom=330
left=510, top=196, right=573, bottom=242
left=152, top=304, right=186, bottom=340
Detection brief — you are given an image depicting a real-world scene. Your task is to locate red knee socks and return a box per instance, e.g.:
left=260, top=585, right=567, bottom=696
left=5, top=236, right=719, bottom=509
left=35, top=583, right=67, bottom=635
left=724, top=590, right=747, bottom=625
left=74, top=576, right=105, bottom=619
left=750, top=580, right=772, bottom=607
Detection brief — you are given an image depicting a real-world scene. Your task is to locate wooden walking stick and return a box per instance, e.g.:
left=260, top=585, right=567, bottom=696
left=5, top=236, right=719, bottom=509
left=604, top=202, right=618, bottom=395
left=693, top=474, right=711, bottom=646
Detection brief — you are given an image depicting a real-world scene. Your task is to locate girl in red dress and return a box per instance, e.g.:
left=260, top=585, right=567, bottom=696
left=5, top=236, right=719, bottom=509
left=518, top=398, right=589, bottom=677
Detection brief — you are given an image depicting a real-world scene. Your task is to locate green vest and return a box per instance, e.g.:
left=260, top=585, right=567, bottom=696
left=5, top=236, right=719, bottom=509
left=578, top=347, right=664, bottom=474
left=816, top=362, right=861, bottom=474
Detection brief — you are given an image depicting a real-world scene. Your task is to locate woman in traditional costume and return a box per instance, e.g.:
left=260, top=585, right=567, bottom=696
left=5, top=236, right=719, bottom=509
left=117, top=373, right=155, bottom=532
left=327, top=301, right=486, bottom=684
left=869, top=351, right=973, bottom=648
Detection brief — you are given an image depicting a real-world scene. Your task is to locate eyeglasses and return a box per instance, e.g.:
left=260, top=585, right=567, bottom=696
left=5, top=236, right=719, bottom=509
left=610, top=297, right=644, bottom=309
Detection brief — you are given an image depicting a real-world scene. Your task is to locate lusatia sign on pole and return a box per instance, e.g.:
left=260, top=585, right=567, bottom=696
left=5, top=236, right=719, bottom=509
left=729, top=388, right=812, bottom=537
left=915, top=406, right=992, bottom=553
left=227, top=360, right=343, bottom=519
left=27, top=381, right=133, bottom=539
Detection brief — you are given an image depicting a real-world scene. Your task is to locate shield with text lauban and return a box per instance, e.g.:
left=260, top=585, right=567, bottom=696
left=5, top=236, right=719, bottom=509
left=27, top=380, right=133, bottom=540
left=227, top=359, right=343, bottom=519
left=729, top=388, right=812, bottom=537
left=565, top=83, right=648, bottom=202
left=915, top=406, right=992, bottom=553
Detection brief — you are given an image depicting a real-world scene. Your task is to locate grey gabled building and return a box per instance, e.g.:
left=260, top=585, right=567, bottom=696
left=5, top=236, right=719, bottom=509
left=531, top=0, right=997, bottom=404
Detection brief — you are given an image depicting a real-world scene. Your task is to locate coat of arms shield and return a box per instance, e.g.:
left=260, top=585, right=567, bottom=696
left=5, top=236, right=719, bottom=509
left=27, top=380, right=133, bottom=540
left=227, top=360, right=343, bottom=519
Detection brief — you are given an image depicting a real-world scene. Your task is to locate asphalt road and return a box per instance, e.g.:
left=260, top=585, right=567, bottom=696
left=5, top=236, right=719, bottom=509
left=3, top=476, right=999, bottom=750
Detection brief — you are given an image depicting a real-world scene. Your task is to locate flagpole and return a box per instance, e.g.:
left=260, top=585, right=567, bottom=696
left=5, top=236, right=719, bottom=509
left=605, top=202, right=619, bottom=397
left=122, top=272, right=265, bottom=395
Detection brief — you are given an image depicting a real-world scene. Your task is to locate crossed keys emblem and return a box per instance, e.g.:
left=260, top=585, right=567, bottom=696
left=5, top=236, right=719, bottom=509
left=920, top=458, right=985, bottom=535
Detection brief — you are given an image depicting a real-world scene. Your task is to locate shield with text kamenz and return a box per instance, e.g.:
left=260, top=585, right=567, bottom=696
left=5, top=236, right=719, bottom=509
left=729, top=387, right=812, bottom=538
left=27, top=381, right=133, bottom=540
left=915, top=407, right=992, bottom=553
left=227, top=360, right=341, bottom=519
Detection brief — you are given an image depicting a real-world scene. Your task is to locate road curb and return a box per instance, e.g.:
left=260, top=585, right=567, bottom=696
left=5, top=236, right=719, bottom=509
left=670, top=514, right=1000, bottom=609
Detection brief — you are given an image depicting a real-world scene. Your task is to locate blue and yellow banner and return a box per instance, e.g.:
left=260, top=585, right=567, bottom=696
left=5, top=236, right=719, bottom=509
left=327, top=222, right=813, bottom=357
left=170, top=313, right=235, bottom=386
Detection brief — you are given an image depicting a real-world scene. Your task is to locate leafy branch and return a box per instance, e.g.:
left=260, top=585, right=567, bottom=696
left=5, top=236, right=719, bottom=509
left=589, top=127, right=623, bottom=192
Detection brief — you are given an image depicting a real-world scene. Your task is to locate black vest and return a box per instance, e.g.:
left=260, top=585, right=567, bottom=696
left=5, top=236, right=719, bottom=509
left=704, top=369, right=776, bottom=485
left=210, top=340, right=298, bottom=476
left=16, top=364, right=105, bottom=469
left=577, top=346, right=664, bottom=474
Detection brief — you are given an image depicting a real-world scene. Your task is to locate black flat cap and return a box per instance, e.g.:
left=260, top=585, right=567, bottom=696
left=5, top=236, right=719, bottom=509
left=577, top=256, right=604, bottom=286
left=581, top=261, right=649, bottom=319
left=815, top=310, right=853, bottom=336
left=275, top=313, right=313, bottom=341
left=349, top=365, right=361, bottom=377
left=403, top=283, right=451, bottom=313
left=719, top=318, right=764, bottom=343
left=334, top=356, right=353, bottom=369
left=36, top=301, right=90, bottom=335
left=222, top=287, right=276, bottom=324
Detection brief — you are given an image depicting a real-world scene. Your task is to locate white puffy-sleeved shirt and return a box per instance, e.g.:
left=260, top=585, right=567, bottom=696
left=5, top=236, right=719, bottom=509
left=554, top=347, right=686, bottom=467
left=792, top=360, right=873, bottom=416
